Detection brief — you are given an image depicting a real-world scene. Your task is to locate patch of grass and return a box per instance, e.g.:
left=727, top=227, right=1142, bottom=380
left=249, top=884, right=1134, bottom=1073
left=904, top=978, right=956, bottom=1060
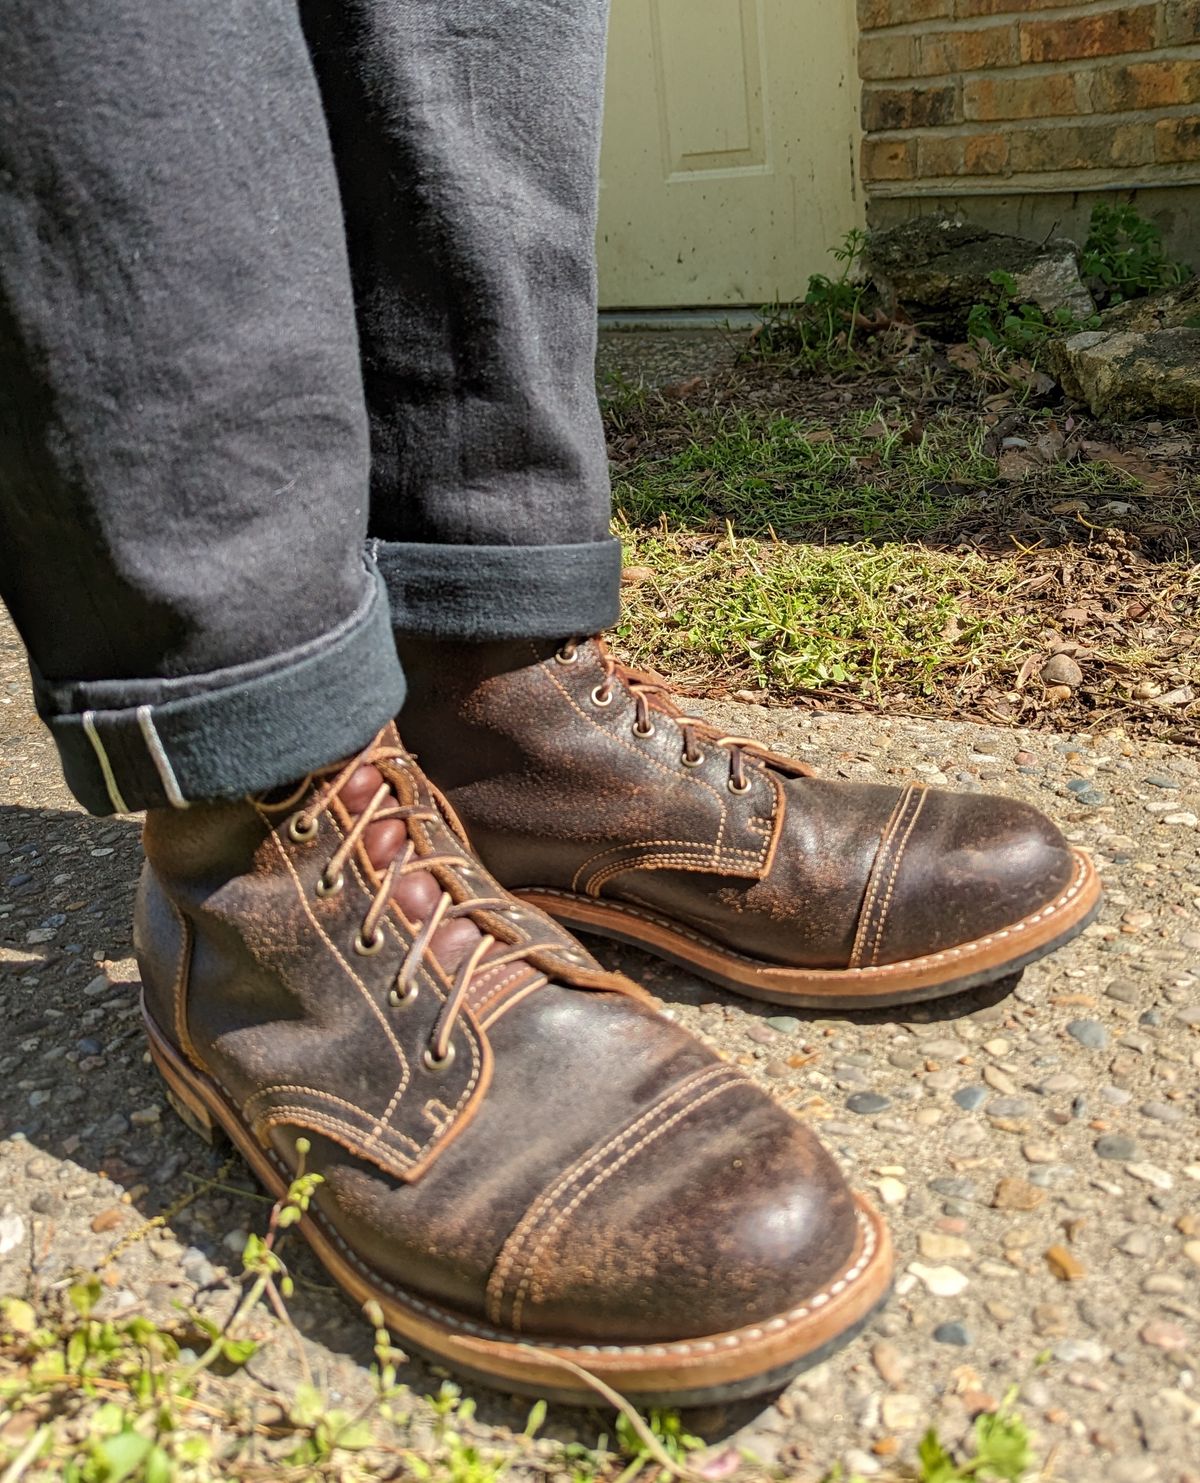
left=613, top=406, right=996, bottom=542
left=617, top=526, right=1029, bottom=699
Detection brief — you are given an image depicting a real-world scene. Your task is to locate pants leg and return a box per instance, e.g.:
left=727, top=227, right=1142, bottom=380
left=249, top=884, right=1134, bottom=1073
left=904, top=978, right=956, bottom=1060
left=0, top=0, right=405, bottom=814
left=299, top=0, right=621, bottom=641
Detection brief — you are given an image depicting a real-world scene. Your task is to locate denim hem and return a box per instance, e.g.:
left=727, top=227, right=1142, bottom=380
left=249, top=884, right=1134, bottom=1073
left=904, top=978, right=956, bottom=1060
left=378, top=537, right=623, bottom=640
left=39, top=569, right=406, bottom=815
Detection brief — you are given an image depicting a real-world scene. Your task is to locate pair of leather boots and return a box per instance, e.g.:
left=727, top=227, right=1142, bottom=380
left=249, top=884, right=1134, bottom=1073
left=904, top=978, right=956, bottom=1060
left=136, top=638, right=1100, bottom=1405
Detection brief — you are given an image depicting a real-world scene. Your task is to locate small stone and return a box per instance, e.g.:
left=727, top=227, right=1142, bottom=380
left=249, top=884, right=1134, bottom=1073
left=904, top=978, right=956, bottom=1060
left=872, top=1339, right=908, bottom=1385
left=765, top=1016, right=801, bottom=1035
left=932, top=1321, right=972, bottom=1347
left=881, top=1393, right=923, bottom=1430
left=90, top=1208, right=123, bottom=1234
left=983, top=1038, right=1011, bottom=1057
left=1053, top=1338, right=1106, bottom=1364
left=987, top=1096, right=1031, bottom=1118
left=929, top=1176, right=979, bottom=1203
left=1039, top=1072, right=1083, bottom=1096
left=1185, top=1241, right=1200, bottom=1268
left=1033, top=1304, right=1070, bottom=1337
left=985, top=1299, right=1016, bottom=1324
left=1095, top=1134, right=1139, bottom=1161
left=908, top=1263, right=969, bottom=1297
left=993, top=1177, right=1045, bottom=1211
left=1119, top=1230, right=1154, bottom=1257
left=846, top=1091, right=891, bottom=1115
left=875, top=1177, right=908, bottom=1207
left=1042, top=653, right=1083, bottom=688
left=1067, top=1019, right=1110, bottom=1049
left=0, top=1215, right=26, bottom=1256
left=1164, top=812, right=1199, bottom=827
left=983, top=1065, right=1018, bottom=1095
left=1140, top=1320, right=1189, bottom=1351
left=1023, top=1141, right=1058, bottom=1164
left=1140, top=1100, right=1185, bottom=1124
left=1126, top=1162, right=1174, bottom=1190
left=129, top=1105, right=162, bottom=1127
left=953, top=1086, right=987, bottom=1112
left=181, top=1248, right=217, bottom=1287
left=1044, top=1244, right=1087, bottom=1281
left=919, top=1232, right=971, bottom=1261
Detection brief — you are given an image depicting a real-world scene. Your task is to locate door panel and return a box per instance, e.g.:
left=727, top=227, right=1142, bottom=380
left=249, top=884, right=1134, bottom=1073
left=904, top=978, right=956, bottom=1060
left=599, top=0, right=863, bottom=308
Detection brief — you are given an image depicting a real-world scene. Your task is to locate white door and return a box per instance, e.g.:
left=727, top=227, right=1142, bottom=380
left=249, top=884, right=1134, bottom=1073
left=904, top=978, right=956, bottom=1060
left=598, top=0, right=864, bottom=308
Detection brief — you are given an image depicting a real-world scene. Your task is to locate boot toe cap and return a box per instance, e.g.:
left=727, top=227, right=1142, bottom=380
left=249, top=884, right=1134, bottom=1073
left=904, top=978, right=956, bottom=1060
left=873, top=789, right=1079, bottom=967
left=488, top=1076, right=863, bottom=1344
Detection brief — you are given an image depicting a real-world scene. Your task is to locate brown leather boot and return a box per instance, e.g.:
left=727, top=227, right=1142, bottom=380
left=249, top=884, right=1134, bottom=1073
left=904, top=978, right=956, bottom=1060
left=395, top=639, right=1102, bottom=1010
left=135, top=726, right=891, bottom=1403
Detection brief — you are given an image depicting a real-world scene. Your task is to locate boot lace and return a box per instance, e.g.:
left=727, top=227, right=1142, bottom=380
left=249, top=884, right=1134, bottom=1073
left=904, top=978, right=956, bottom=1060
left=555, top=638, right=814, bottom=792
left=285, top=738, right=564, bottom=1069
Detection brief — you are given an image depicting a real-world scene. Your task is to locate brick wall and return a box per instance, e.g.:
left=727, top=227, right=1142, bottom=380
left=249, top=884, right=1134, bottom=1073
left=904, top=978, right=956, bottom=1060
left=859, top=1, right=1200, bottom=194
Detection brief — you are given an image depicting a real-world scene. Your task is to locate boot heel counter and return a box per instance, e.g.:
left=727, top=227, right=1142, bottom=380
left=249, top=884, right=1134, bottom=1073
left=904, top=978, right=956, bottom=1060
left=134, top=865, right=197, bottom=1065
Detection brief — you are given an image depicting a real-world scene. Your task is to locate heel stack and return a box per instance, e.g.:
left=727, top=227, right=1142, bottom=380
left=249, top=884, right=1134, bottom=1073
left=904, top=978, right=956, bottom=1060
left=145, top=1022, right=226, bottom=1148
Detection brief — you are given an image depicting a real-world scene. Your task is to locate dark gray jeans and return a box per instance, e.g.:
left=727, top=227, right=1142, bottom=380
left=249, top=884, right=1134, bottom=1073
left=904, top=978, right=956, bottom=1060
left=0, top=0, right=619, bottom=815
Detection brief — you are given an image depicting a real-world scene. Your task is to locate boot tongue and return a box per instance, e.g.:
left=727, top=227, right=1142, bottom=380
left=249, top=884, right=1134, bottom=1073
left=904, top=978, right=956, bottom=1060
left=341, top=762, right=484, bottom=974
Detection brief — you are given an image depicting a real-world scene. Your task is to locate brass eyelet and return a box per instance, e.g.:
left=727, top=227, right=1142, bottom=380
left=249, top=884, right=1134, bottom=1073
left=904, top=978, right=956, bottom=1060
left=388, top=983, right=419, bottom=1009
left=555, top=645, right=579, bottom=665
left=632, top=721, right=656, bottom=739
left=353, top=927, right=385, bottom=956
left=728, top=777, right=752, bottom=795
left=681, top=751, right=706, bottom=769
left=422, top=1044, right=456, bottom=1073
left=591, top=685, right=614, bottom=708
left=287, top=813, right=318, bottom=843
left=316, top=871, right=344, bottom=898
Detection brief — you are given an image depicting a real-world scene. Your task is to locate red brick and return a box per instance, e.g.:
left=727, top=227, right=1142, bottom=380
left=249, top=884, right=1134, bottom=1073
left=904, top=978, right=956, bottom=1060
left=1007, top=121, right=1155, bottom=172
left=915, top=134, right=965, bottom=176
left=1020, top=7, right=1157, bottom=63
left=917, top=24, right=1018, bottom=75
left=1156, top=115, right=1200, bottom=160
left=858, top=32, right=916, bottom=81
left=1159, top=0, right=1200, bottom=45
left=964, top=73, right=1079, bottom=121
left=1089, top=59, right=1200, bottom=111
left=859, top=0, right=953, bottom=28
left=862, top=137, right=918, bottom=182
left=956, top=0, right=1060, bottom=14
left=963, top=132, right=1011, bottom=174
left=862, top=84, right=960, bottom=131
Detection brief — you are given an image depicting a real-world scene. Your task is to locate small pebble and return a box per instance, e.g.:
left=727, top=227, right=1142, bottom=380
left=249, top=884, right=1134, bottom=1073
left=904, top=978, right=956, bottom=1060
left=932, top=1321, right=972, bottom=1347
left=1095, top=1134, right=1140, bottom=1161
left=1067, top=1019, right=1110, bottom=1050
left=846, top=1091, right=891, bottom=1115
left=908, top=1263, right=970, bottom=1297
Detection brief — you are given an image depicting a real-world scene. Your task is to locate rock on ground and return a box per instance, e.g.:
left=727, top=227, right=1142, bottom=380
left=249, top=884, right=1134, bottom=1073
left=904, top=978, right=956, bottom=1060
left=866, top=215, right=1095, bottom=339
left=1050, top=279, right=1200, bottom=419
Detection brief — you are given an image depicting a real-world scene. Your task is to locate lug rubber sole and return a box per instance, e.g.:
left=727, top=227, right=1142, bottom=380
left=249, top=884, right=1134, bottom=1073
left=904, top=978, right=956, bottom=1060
left=517, top=848, right=1102, bottom=1010
left=144, top=1005, right=893, bottom=1406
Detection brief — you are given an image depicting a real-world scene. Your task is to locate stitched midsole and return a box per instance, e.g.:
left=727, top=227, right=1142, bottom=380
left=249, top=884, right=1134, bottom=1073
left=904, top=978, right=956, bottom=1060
left=519, top=848, right=1100, bottom=986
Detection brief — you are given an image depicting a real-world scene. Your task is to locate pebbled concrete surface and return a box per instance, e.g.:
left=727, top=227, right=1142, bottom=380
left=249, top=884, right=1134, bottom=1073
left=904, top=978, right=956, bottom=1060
left=2, top=607, right=1200, bottom=1481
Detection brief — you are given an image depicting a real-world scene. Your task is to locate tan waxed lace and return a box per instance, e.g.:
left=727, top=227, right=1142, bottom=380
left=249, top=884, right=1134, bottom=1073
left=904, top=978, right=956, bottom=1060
left=286, top=740, right=564, bottom=1068
left=555, top=637, right=812, bottom=793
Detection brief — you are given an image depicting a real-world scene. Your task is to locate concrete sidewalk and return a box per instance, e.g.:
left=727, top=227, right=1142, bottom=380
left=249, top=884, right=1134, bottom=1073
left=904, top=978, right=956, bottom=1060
left=2, top=608, right=1199, bottom=1481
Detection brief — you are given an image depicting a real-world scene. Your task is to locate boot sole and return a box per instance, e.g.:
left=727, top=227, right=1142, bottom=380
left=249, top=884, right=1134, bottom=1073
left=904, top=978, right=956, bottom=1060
left=518, top=848, right=1102, bottom=1010
left=144, top=1004, right=892, bottom=1407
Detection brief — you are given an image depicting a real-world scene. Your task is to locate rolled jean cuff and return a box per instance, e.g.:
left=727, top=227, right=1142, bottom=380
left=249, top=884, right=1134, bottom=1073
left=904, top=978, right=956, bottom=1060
left=378, top=537, right=623, bottom=641
left=35, top=567, right=406, bottom=815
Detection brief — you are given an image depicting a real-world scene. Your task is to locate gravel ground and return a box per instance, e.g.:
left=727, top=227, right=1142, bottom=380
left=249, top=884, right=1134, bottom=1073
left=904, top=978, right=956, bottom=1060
left=2, top=600, right=1199, bottom=1480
